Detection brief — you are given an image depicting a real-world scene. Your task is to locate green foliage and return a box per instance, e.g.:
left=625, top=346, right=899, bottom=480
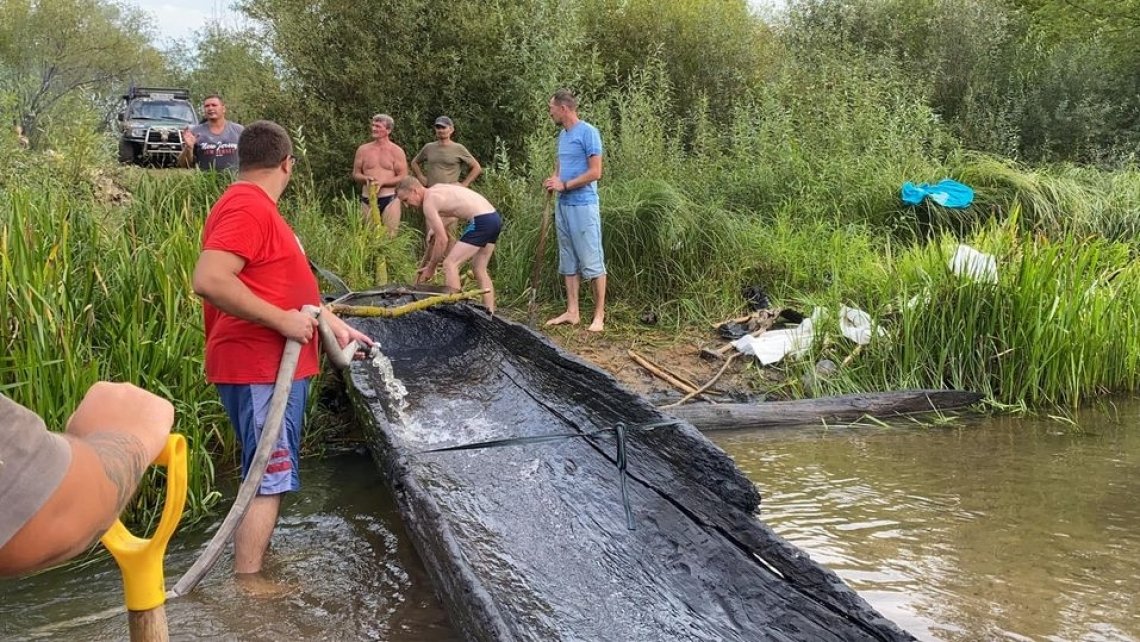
left=858, top=217, right=1140, bottom=408
left=706, top=47, right=951, bottom=227
left=784, top=0, right=1140, bottom=166
left=578, top=0, right=776, bottom=125
left=166, top=23, right=286, bottom=126
left=238, top=0, right=579, bottom=194
left=0, top=0, right=165, bottom=146
left=0, top=170, right=227, bottom=526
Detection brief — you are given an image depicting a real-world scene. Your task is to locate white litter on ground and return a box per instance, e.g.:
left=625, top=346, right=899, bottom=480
left=950, top=244, right=998, bottom=283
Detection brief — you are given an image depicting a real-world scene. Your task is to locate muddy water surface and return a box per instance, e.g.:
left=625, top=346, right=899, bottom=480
left=2, top=406, right=1138, bottom=641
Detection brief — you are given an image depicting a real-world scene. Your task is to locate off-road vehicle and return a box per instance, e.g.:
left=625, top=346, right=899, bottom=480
left=116, top=87, right=197, bottom=165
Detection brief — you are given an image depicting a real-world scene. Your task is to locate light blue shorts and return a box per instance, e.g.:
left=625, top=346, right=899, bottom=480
left=217, top=379, right=310, bottom=495
left=555, top=201, right=606, bottom=279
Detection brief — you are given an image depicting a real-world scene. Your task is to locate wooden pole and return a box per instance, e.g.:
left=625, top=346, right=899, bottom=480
left=128, top=607, right=169, bottom=642
left=628, top=350, right=716, bottom=403
left=527, top=192, right=554, bottom=327
left=660, top=354, right=738, bottom=409
left=668, top=390, right=984, bottom=431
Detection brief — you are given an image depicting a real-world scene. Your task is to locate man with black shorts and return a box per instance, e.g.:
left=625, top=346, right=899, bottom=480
left=352, top=114, right=407, bottom=237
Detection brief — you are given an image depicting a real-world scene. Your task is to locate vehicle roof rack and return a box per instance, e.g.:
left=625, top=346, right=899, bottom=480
left=123, top=87, right=191, bottom=101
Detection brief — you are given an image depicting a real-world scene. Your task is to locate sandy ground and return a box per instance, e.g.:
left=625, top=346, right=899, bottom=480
left=511, top=313, right=772, bottom=405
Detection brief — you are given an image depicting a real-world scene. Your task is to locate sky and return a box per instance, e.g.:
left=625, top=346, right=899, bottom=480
left=124, top=0, right=245, bottom=45
left=125, top=0, right=782, bottom=46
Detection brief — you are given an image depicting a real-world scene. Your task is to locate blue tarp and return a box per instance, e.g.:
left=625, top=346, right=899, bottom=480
left=901, top=178, right=974, bottom=208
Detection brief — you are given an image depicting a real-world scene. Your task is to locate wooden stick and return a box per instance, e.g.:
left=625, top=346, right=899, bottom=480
left=841, top=343, right=864, bottom=367
left=527, top=192, right=554, bottom=327
left=709, top=313, right=754, bottom=329
left=628, top=350, right=716, bottom=403
left=660, top=353, right=738, bottom=409
left=128, top=607, right=169, bottom=642
left=331, top=290, right=486, bottom=317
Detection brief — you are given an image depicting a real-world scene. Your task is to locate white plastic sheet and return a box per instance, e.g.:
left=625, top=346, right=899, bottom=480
left=949, top=244, right=998, bottom=283
left=733, top=306, right=885, bottom=365
left=733, top=317, right=815, bottom=365
left=838, top=305, right=885, bottom=345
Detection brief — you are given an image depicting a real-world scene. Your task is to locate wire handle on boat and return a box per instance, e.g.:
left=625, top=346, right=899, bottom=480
left=422, top=420, right=681, bottom=530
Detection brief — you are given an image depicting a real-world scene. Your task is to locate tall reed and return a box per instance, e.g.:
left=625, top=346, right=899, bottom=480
left=821, top=214, right=1140, bottom=408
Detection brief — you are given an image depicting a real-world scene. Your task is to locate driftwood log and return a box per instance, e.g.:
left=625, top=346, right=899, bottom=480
left=670, top=389, right=983, bottom=431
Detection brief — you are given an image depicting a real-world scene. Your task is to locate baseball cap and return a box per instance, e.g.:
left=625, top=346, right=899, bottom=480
left=433, top=116, right=454, bottom=128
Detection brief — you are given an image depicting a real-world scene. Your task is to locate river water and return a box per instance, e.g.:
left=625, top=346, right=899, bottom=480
left=1, top=407, right=1137, bottom=641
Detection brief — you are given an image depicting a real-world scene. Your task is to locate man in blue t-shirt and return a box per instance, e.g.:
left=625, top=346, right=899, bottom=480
left=543, top=88, right=607, bottom=332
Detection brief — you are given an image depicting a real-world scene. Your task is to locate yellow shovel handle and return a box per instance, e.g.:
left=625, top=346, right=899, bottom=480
left=100, top=434, right=188, bottom=611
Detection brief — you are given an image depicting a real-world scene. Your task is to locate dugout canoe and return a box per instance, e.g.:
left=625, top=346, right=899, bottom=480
left=339, top=293, right=914, bottom=642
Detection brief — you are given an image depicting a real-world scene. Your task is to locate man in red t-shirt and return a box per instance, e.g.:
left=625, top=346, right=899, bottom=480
left=192, top=120, right=371, bottom=576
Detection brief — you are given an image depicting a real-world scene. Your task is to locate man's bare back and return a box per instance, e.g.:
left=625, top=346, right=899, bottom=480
left=422, top=183, right=496, bottom=220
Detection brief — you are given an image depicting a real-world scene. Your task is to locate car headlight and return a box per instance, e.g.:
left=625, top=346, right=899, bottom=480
left=130, top=128, right=146, bottom=138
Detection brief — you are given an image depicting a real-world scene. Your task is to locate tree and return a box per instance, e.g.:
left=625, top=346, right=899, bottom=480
left=578, top=0, right=776, bottom=125
left=0, top=0, right=165, bottom=147
left=166, top=22, right=286, bottom=126
left=239, top=0, right=580, bottom=192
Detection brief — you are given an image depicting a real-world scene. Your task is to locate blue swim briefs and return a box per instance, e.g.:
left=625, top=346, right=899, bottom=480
left=458, top=211, right=502, bottom=247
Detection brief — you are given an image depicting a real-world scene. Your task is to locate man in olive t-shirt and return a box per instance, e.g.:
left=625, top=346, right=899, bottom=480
left=410, top=116, right=482, bottom=187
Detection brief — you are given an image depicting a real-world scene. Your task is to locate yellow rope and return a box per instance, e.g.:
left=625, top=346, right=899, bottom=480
left=330, top=289, right=486, bottom=318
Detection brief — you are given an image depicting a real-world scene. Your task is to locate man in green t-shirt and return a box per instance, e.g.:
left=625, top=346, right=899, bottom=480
left=411, top=116, right=482, bottom=188
left=411, top=117, right=483, bottom=261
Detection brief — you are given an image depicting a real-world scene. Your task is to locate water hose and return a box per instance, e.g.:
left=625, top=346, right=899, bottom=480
left=101, top=434, right=188, bottom=642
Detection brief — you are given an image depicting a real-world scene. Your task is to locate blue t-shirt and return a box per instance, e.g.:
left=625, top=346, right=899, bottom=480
left=557, top=121, right=603, bottom=206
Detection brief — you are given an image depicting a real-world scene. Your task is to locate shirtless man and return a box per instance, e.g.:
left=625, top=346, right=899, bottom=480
left=352, top=114, right=408, bottom=237
left=395, top=177, right=501, bottom=313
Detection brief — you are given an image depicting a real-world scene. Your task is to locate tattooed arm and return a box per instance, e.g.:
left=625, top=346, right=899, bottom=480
left=0, top=383, right=173, bottom=576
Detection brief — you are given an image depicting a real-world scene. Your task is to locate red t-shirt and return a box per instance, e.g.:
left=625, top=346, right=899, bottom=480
left=202, top=182, right=320, bottom=384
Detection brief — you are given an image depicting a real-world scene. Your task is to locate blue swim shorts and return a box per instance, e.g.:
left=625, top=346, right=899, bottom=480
left=216, top=379, right=310, bottom=495
left=555, top=201, right=606, bottom=279
left=458, top=211, right=502, bottom=247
